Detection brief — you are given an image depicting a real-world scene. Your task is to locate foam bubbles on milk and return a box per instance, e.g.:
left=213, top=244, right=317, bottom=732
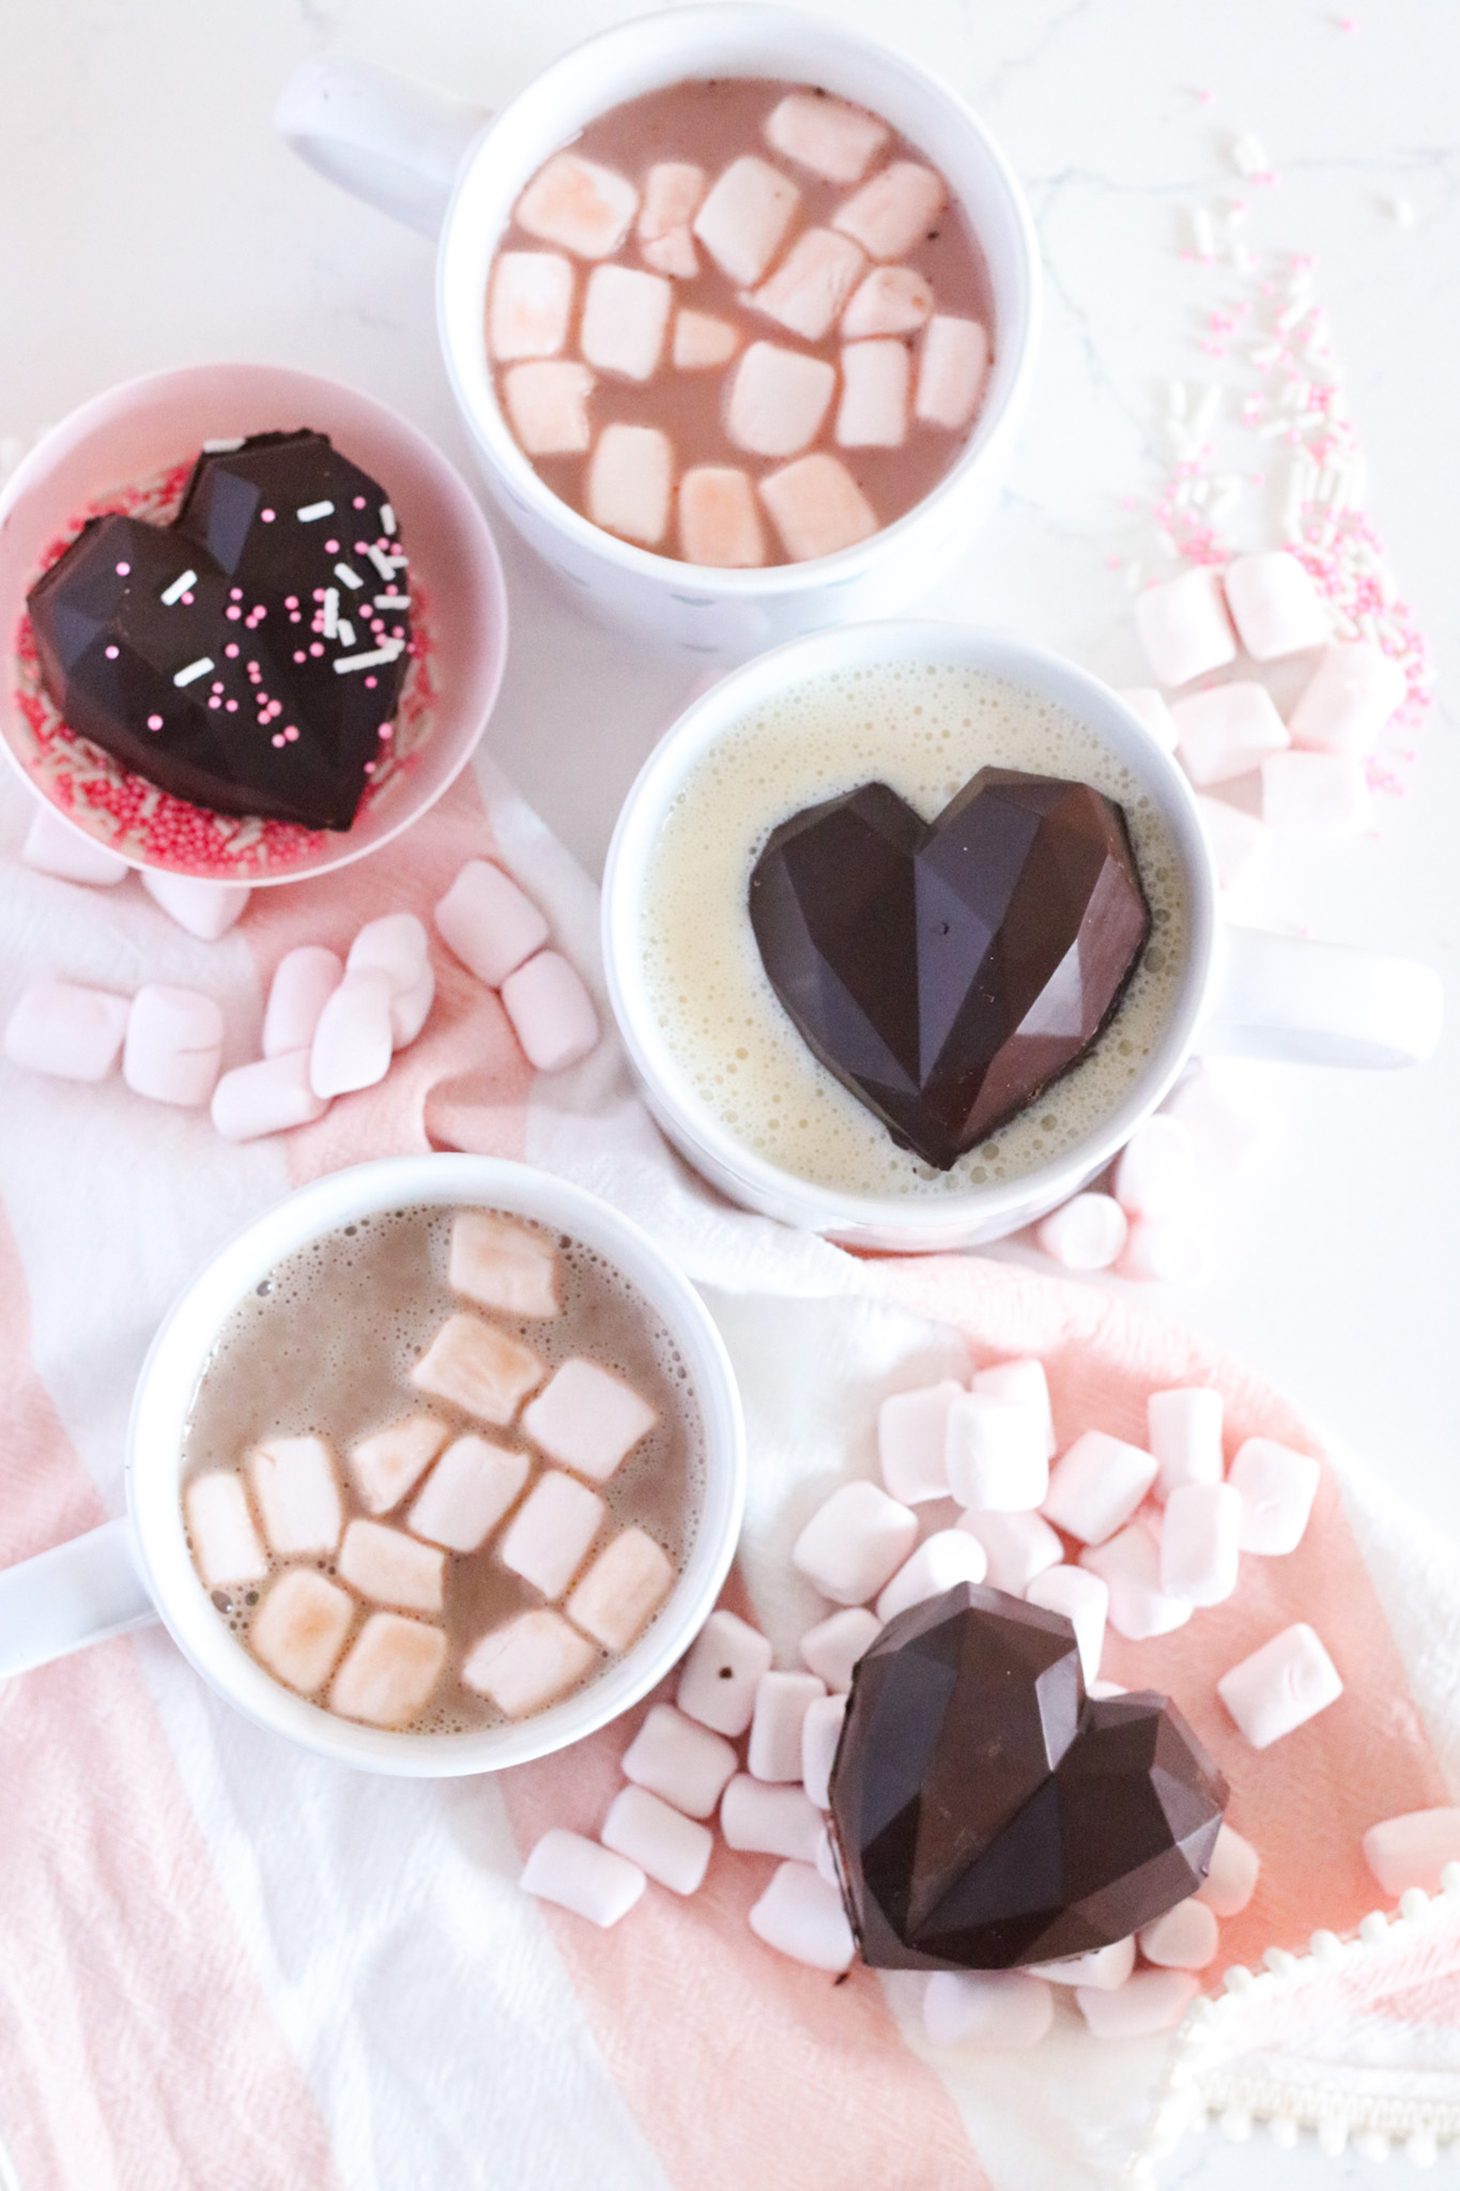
left=639, top=663, right=1189, bottom=1198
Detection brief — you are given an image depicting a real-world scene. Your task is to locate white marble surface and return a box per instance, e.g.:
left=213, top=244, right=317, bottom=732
left=2, top=2, right=1459, bottom=2182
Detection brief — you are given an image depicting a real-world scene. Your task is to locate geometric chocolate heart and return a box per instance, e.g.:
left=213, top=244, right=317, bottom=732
left=27, top=431, right=411, bottom=831
left=827, top=1583, right=1227, bottom=1970
left=747, top=768, right=1151, bottom=1169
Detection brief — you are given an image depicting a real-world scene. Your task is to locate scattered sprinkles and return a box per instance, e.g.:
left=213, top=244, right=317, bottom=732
left=159, top=568, right=197, bottom=606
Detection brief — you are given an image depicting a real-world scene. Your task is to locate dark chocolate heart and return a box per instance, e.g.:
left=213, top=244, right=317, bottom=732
left=828, top=1584, right=1228, bottom=1970
left=27, top=431, right=411, bottom=832
left=747, top=768, right=1151, bottom=1169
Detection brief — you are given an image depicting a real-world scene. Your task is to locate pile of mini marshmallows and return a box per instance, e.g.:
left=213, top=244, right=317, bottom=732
left=2, top=835, right=598, bottom=1130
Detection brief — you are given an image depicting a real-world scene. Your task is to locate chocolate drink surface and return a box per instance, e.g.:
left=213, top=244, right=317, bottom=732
left=180, top=1205, right=703, bottom=1733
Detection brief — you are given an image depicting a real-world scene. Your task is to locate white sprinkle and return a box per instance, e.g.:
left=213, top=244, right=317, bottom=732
left=367, top=545, right=397, bottom=583
left=1230, top=133, right=1269, bottom=178
left=322, top=587, right=339, bottom=639
left=337, top=618, right=356, bottom=648
left=201, top=436, right=245, bottom=453
left=333, top=641, right=405, bottom=674
left=374, top=593, right=409, bottom=610
left=173, top=656, right=214, bottom=687
left=1190, top=385, right=1222, bottom=438
left=297, top=500, right=334, bottom=522
left=1276, top=298, right=1314, bottom=335
left=160, top=569, right=198, bottom=606
left=1208, top=477, right=1241, bottom=520
left=1191, top=207, right=1216, bottom=260
left=333, top=561, right=364, bottom=590
left=379, top=503, right=397, bottom=536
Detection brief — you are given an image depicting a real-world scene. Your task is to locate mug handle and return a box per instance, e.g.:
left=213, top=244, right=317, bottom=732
left=275, top=58, right=490, bottom=240
left=0, top=1518, right=158, bottom=1681
left=1200, top=925, right=1444, bottom=1068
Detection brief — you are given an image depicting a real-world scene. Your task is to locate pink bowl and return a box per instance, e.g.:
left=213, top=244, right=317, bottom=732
left=0, top=362, right=508, bottom=884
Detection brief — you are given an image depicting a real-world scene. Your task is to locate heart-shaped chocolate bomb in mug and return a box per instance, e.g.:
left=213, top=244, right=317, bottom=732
left=26, top=431, right=412, bottom=832
left=748, top=767, right=1151, bottom=1169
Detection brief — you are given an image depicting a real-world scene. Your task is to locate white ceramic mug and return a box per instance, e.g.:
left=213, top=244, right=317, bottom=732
left=276, top=5, right=1041, bottom=657
left=0, top=1156, right=745, bottom=1777
left=601, top=621, right=1444, bottom=1251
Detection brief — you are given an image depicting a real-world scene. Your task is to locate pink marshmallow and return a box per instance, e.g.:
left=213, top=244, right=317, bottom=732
left=520, top=1828, right=646, bottom=1926
left=262, top=946, right=343, bottom=1057
left=1362, top=1809, right=1460, bottom=1898
left=748, top=1669, right=827, bottom=1783
left=679, top=467, right=766, bottom=568
left=515, top=153, right=638, bottom=261
left=1161, top=1482, right=1241, bottom=1605
left=1195, top=1821, right=1260, bottom=1916
left=1027, top=1936, right=1134, bottom=1990
left=914, top=316, right=990, bottom=431
left=833, top=162, right=946, bottom=260
left=758, top=453, right=878, bottom=562
left=500, top=949, right=600, bottom=1072
left=1115, top=688, right=1179, bottom=754
left=1025, top=1565, right=1107, bottom=1684
left=957, top=1509, right=1062, bottom=1595
left=587, top=422, right=674, bottom=547
left=726, top=342, right=837, bottom=459
left=672, top=310, right=741, bottom=370
left=185, top=1472, right=267, bottom=1588
left=1112, top=1115, right=1198, bottom=1220
left=622, top=1702, right=737, bottom=1818
left=580, top=264, right=673, bottom=382
left=692, top=156, right=800, bottom=286
left=945, top=1391, right=1049, bottom=1511
left=249, top=1435, right=342, bottom=1556
left=748, top=1861, right=856, bottom=1972
left=721, top=1774, right=824, bottom=1861
left=637, top=162, right=706, bottom=273
left=791, top=1480, right=918, bottom=1604
left=488, top=251, right=574, bottom=361
left=388, top=961, right=435, bottom=1050
left=601, top=1785, right=713, bottom=1896
left=434, top=859, right=550, bottom=989
left=348, top=1414, right=449, bottom=1517
left=1035, top=1192, right=1128, bottom=1271
left=1043, top=1430, right=1158, bottom=1545
left=250, top=1570, right=353, bottom=1695
left=764, top=92, right=888, bottom=185
left=21, top=805, right=128, bottom=885
left=1289, top=640, right=1407, bottom=755
left=1133, top=568, right=1237, bottom=687
left=752, top=228, right=866, bottom=343
left=1218, top=1621, right=1343, bottom=1748
left=1117, top=1214, right=1211, bottom=1286
left=923, top=1969, right=1054, bottom=2049
left=338, top=1516, right=445, bottom=1614
left=875, top=1530, right=987, bottom=1623
left=331, top=1611, right=448, bottom=1727
left=841, top=265, right=934, bottom=338
left=406, top=1434, right=529, bottom=1552
left=1223, top=550, right=1330, bottom=661
left=450, top=1208, right=558, bottom=1320
left=1139, top=1898, right=1220, bottom=1971
left=1146, top=1387, right=1224, bottom=1497
left=309, top=967, right=394, bottom=1099
left=139, top=870, right=250, bottom=940
left=800, top=1693, right=848, bottom=1810
left=5, top=981, right=130, bottom=1081
left=1077, top=1968, right=1199, bottom=2038
left=346, top=913, right=429, bottom=996
left=1193, top=794, right=1272, bottom=890
left=1080, top=1524, right=1192, bottom=1641
left=877, top=1379, right=960, bottom=1503
left=211, top=1050, right=329, bottom=1140
left=1261, top=749, right=1373, bottom=837
left=523, top=1358, right=655, bottom=1482
left=973, top=1360, right=1056, bottom=1458
left=1171, top=682, right=1290, bottom=787
left=462, top=1607, right=596, bottom=1718
left=798, top=1606, right=881, bottom=1693
left=677, top=1609, right=774, bottom=1736
left=502, top=361, right=595, bottom=456
left=123, top=983, right=223, bottom=1106
left=565, top=1526, right=674, bottom=1652
left=1227, top=1436, right=1320, bottom=1554
left=498, top=1470, right=605, bottom=1600
left=836, top=338, right=911, bottom=447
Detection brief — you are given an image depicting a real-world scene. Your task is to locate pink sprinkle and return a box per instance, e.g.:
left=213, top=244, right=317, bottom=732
left=353, top=496, right=366, bottom=509
left=261, top=509, right=275, bottom=523
left=1197, top=88, right=1214, bottom=104
left=209, top=697, right=223, bottom=710
left=377, top=723, right=393, bottom=740
left=272, top=733, right=285, bottom=748
left=225, top=643, right=239, bottom=659
left=284, top=595, right=298, bottom=608
left=355, top=541, right=367, bottom=554
left=285, top=727, right=300, bottom=743
left=1339, top=12, right=1357, bottom=28
left=230, top=588, right=243, bottom=601
left=115, top=562, right=131, bottom=576
left=146, top=713, right=163, bottom=731
left=226, top=605, right=241, bottom=621
left=293, top=650, right=306, bottom=664
left=309, top=643, right=324, bottom=658
left=364, top=762, right=376, bottom=776
left=324, top=539, right=339, bottom=554
left=365, top=677, right=378, bottom=690
left=105, top=645, right=119, bottom=659
left=225, top=699, right=238, bottom=712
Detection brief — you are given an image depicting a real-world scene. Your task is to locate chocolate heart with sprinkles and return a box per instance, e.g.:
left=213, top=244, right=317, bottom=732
left=27, top=431, right=411, bottom=831
left=747, top=767, right=1151, bottom=1169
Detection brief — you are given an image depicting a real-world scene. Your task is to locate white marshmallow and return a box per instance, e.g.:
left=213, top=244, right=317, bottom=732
left=1116, top=688, right=1180, bottom=754
left=1195, top=1821, right=1260, bottom=1916
left=1076, top=1968, right=1199, bottom=2038
left=249, top=1569, right=354, bottom=1695
left=759, top=453, right=878, bottom=562
left=1080, top=1524, right=1192, bottom=1641
left=22, top=805, right=128, bottom=884
left=748, top=1668, right=827, bottom=1783
left=1227, top=1437, right=1320, bottom=1555
left=1162, top=1062, right=1279, bottom=1171
left=139, top=871, right=250, bottom=940
left=800, top=1693, right=848, bottom=1810
left=262, top=945, right=343, bottom=1057
left=1147, top=1387, right=1224, bottom=1497
left=1025, top=1565, right=1107, bottom=1685
left=1224, top=550, right=1330, bottom=661
left=185, top=1472, right=267, bottom=1588
left=346, top=912, right=428, bottom=996
left=875, top=1531, right=987, bottom=1623
left=640, top=227, right=698, bottom=280
left=338, top=1517, right=445, bottom=1614
left=309, top=967, right=393, bottom=1098
left=600, top=1785, right=713, bottom=1896
left=1026, top=1936, right=1135, bottom=1990
left=410, top=1312, right=543, bottom=1425
left=5, top=981, right=130, bottom=1081
left=721, top=1774, right=824, bottom=1861
left=799, top=1606, right=881, bottom=1693
left=841, top=265, right=933, bottom=338
left=434, top=859, right=549, bottom=989
left=836, top=338, right=910, bottom=446
left=747, top=1861, right=856, bottom=1972
left=1289, top=640, right=1406, bottom=755
left=1171, top=682, right=1290, bottom=787
left=676, top=1609, right=774, bottom=1736
left=958, top=1509, right=1063, bottom=1596
left=1134, top=568, right=1237, bottom=687
left=330, top=1611, right=447, bottom=1726
left=586, top=422, right=674, bottom=547
left=348, top=1414, right=449, bottom=1516
left=449, top=1208, right=559, bottom=1319
left=1194, top=793, right=1273, bottom=891
left=1218, top=1621, right=1342, bottom=1748
left=622, top=1702, right=738, bottom=1819
left=834, top=162, right=946, bottom=260
left=923, top=1969, right=1055, bottom=2050
left=1043, top=1430, right=1158, bottom=1545
left=946, top=1391, right=1048, bottom=1512
left=1160, top=1481, right=1240, bottom=1605
left=1035, top=1192, right=1128, bottom=1271
left=914, top=316, right=990, bottom=431
left=1261, top=749, right=1373, bottom=837
left=973, top=1360, right=1056, bottom=1459
left=672, top=309, right=741, bottom=370
left=488, top=251, right=574, bottom=360
left=1111, top=1115, right=1198, bottom=1220
left=462, top=1607, right=596, bottom=1717
left=123, top=984, right=223, bottom=1106
left=1363, top=1809, right=1460, bottom=1898
left=580, top=265, right=673, bottom=382
left=1117, top=1215, right=1211, bottom=1287
left=498, top=1470, right=605, bottom=1601
left=212, top=1050, right=329, bottom=1141
left=692, top=156, right=800, bottom=286
left=791, top=1480, right=918, bottom=1605
left=515, top=153, right=638, bottom=260
left=392, top=965, right=433, bottom=1050
left=765, top=92, right=888, bottom=184
left=502, top=361, right=595, bottom=456
left=679, top=467, right=766, bottom=568
left=523, top=1358, right=655, bottom=1482
left=1138, top=1897, right=1220, bottom=1970
left=725, top=342, right=837, bottom=459
left=500, top=949, right=600, bottom=1072
left=877, top=1379, right=960, bottom=1504
left=520, top=1828, right=646, bottom=1927
left=567, top=1527, right=674, bottom=1652
left=637, top=162, right=706, bottom=262
left=752, top=228, right=866, bottom=343
left=408, top=1434, right=529, bottom=1553
left=249, top=1435, right=342, bottom=1556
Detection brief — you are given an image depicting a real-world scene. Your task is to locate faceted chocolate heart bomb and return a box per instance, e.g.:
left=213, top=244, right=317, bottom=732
left=827, top=1583, right=1228, bottom=1970
left=26, top=431, right=412, bottom=830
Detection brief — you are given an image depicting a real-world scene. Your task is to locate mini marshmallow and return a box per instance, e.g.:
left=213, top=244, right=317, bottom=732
left=945, top=1392, right=1049, bottom=1512
left=262, top=946, right=343, bottom=1057
left=185, top=1472, right=267, bottom=1588
left=1147, top=1387, right=1224, bottom=1497
left=434, top=859, right=550, bottom=989
left=123, top=984, right=223, bottom=1106
left=1118, top=1215, right=1211, bottom=1287
left=581, top=264, right=673, bottom=382
left=748, top=1861, right=856, bottom=1972
left=211, top=1050, right=329, bottom=1141
left=587, top=422, right=674, bottom=547
left=759, top=453, right=878, bottom=562
left=139, top=871, right=250, bottom=941
left=672, top=309, right=741, bottom=370
left=1261, top=749, right=1373, bottom=837
left=1043, top=1431, right=1158, bottom=1545
left=623, top=1703, right=738, bottom=1819
left=1076, top=1969, right=1199, bottom=2039
left=1112, top=1116, right=1198, bottom=1220
left=488, top=250, right=574, bottom=360
left=799, top=1606, right=881, bottom=1694
left=520, top=1828, right=646, bottom=1927
left=391, top=962, right=435, bottom=1052
left=601, top=1785, right=713, bottom=1896
left=637, top=162, right=706, bottom=278
left=801, top=1693, right=848, bottom=1810
left=567, top=1527, right=674, bottom=1652
left=834, top=162, right=946, bottom=260
left=958, top=1509, right=1063, bottom=1596
left=309, top=968, right=393, bottom=1099
left=914, top=316, right=990, bottom=431
left=875, top=1531, right=987, bottom=1624
left=1218, top=1621, right=1343, bottom=1748
left=877, top=1379, right=960, bottom=1504
left=410, top=1312, right=543, bottom=1425
left=346, top=912, right=428, bottom=996
left=677, top=1609, right=774, bottom=1736
left=22, top=805, right=128, bottom=884
left=408, top=1435, right=529, bottom=1553
left=1195, top=1821, right=1260, bottom=1916
left=349, top=1415, right=449, bottom=1515
left=1116, top=688, right=1180, bottom=754
left=841, top=264, right=934, bottom=338
left=331, top=1611, right=447, bottom=1726
left=791, top=1480, right=918, bottom=1605
left=501, top=950, right=600, bottom=1072
left=516, top=153, right=638, bottom=260
left=1224, top=550, right=1330, bottom=661
left=1171, top=682, right=1290, bottom=787
left=450, top=1208, right=559, bottom=1319
left=498, top=1470, right=605, bottom=1600
left=1025, top=1566, right=1107, bottom=1685
left=1227, top=1437, right=1320, bottom=1555
left=679, top=467, right=766, bottom=568
left=1026, top=1936, right=1135, bottom=1990
left=502, top=361, right=595, bottom=456
left=463, top=1607, right=596, bottom=1718
left=250, top=1570, right=354, bottom=1695
left=1289, top=640, right=1406, bottom=755
left=1138, top=1897, right=1220, bottom=1970
left=765, top=92, right=888, bottom=184
left=249, top=1435, right=343, bottom=1556
left=973, top=1360, right=1056, bottom=1459
left=693, top=156, right=800, bottom=286
left=523, top=1359, right=655, bottom=1483
left=836, top=338, right=910, bottom=447
left=721, top=1774, right=824, bottom=1861
left=1363, top=1809, right=1460, bottom=1898
left=923, top=1969, right=1055, bottom=2050
left=1133, top=568, right=1236, bottom=686
left=726, top=342, right=837, bottom=459
left=748, top=1669, right=827, bottom=1783
left=5, top=981, right=130, bottom=1082
left=1035, top=1192, right=1129, bottom=1271
left=1080, top=1524, right=1192, bottom=1641
left=640, top=228, right=698, bottom=280
left=1161, top=1481, right=1240, bottom=1606
left=1193, top=794, right=1273, bottom=892
left=1162, top=1061, right=1279, bottom=1171
left=338, top=1517, right=445, bottom=1614
left=752, top=228, right=865, bottom=344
